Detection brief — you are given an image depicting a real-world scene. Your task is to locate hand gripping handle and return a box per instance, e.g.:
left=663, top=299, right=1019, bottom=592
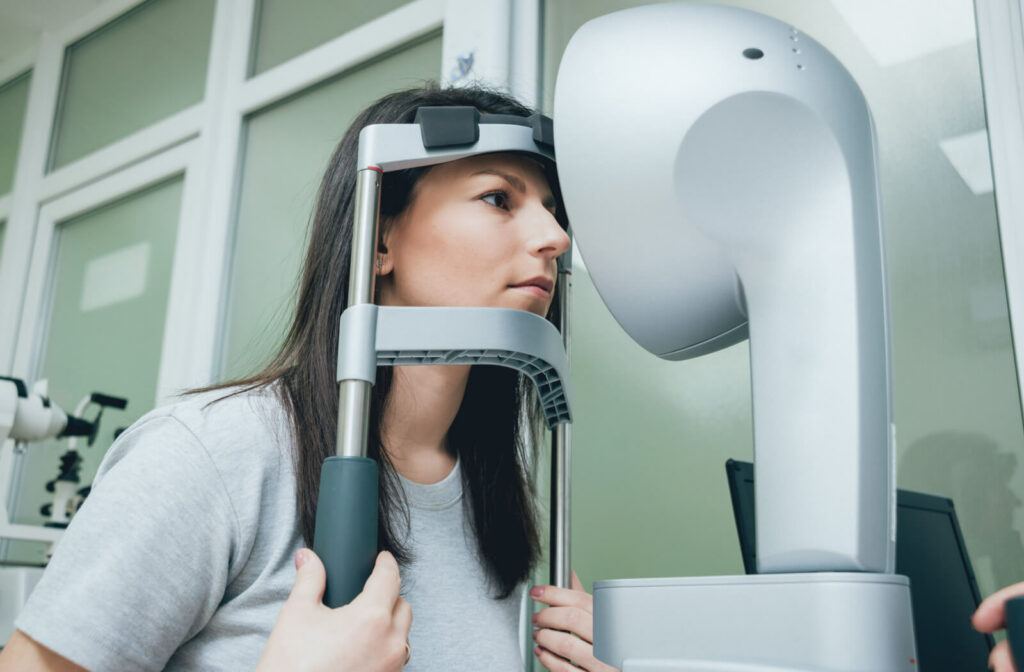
left=312, top=456, right=379, bottom=608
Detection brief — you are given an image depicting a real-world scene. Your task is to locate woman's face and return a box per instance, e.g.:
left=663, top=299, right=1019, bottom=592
left=377, top=153, right=570, bottom=317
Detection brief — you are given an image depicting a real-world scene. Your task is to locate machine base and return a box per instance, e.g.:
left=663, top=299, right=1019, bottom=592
left=593, top=573, right=916, bottom=671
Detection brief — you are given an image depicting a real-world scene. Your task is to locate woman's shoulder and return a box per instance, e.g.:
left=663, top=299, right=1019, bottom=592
left=107, top=382, right=294, bottom=484
left=168, top=382, right=291, bottom=447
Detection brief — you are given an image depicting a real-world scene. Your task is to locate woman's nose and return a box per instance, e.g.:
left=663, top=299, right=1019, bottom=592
left=526, top=203, right=571, bottom=259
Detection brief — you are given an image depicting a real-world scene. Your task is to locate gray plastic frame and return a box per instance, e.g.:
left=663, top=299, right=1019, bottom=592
left=337, top=304, right=573, bottom=428
left=357, top=122, right=555, bottom=172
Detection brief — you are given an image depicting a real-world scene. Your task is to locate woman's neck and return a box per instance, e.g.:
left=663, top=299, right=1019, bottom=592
left=381, top=364, right=469, bottom=484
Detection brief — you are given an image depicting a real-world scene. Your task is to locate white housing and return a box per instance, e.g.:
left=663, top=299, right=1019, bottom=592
left=554, top=2, right=894, bottom=573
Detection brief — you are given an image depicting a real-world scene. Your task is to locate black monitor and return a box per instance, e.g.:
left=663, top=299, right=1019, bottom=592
left=725, top=459, right=995, bottom=672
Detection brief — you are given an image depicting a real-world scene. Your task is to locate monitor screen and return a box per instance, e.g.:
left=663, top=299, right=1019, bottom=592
left=725, top=459, right=994, bottom=671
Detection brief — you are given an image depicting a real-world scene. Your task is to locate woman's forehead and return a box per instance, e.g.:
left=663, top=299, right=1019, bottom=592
left=431, top=152, right=550, bottom=184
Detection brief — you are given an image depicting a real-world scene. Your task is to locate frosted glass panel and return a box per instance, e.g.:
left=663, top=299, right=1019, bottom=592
left=250, top=0, right=413, bottom=75
left=543, top=0, right=1020, bottom=603
left=49, top=0, right=215, bottom=169
left=0, top=71, right=31, bottom=194
left=223, top=35, right=441, bottom=378
left=4, top=177, right=182, bottom=564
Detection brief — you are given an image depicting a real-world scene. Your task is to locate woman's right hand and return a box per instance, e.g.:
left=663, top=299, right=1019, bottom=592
left=256, top=549, right=413, bottom=672
left=973, top=580, right=1024, bottom=672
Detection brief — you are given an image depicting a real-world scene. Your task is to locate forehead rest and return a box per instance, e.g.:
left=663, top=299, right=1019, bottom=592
left=414, top=106, right=554, bottom=151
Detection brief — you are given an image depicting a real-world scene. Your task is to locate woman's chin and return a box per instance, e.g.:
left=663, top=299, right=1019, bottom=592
left=501, top=289, right=552, bottom=316
left=511, top=302, right=551, bottom=317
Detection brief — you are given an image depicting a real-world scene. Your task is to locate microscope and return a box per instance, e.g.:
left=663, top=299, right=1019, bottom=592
left=1, top=376, right=126, bottom=546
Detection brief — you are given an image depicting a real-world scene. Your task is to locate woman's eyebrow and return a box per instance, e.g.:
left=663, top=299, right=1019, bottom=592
left=472, top=168, right=527, bottom=193
left=472, top=168, right=558, bottom=212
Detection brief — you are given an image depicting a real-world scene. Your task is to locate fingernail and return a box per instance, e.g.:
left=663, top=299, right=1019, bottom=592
left=531, top=613, right=538, bottom=624
left=532, top=630, right=539, bottom=640
left=531, top=586, right=544, bottom=598
left=534, top=645, right=542, bottom=657
left=295, top=550, right=307, bottom=569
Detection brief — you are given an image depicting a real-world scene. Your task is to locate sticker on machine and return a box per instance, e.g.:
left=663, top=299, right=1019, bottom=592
left=79, top=242, right=151, bottom=312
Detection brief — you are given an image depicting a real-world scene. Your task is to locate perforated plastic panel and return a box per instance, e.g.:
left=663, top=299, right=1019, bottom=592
left=337, top=305, right=573, bottom=428
left=377, top=348, right=571, bottom=427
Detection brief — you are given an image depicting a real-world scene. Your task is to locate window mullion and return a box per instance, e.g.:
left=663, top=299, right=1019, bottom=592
left=155, top=0, right=256, bottom=403
left=0, top=33, right=64, bottom=374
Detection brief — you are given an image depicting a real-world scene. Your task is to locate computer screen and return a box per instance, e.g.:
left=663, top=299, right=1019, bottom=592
left=725, top=459, right=994, bottom=671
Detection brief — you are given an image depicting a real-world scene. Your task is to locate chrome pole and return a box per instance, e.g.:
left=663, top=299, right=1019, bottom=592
left=337, top=167, right=382, bottom=458
left=550, top=259, right=573, bottom=588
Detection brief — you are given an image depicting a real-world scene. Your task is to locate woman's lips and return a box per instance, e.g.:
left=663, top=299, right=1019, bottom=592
left=509, top=276, right=554, bottom=299
left=510, top=284, right=551, bottom=298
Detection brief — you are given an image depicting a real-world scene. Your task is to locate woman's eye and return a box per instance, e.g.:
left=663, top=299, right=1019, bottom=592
left=481, top=191, right=510, bottom=210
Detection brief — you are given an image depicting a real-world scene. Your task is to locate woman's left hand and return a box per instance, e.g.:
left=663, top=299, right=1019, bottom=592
left=530, top=571, right=620, bottom=671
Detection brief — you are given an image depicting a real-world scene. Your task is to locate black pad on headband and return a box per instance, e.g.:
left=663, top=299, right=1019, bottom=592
left=415, top=106, right=555, bottom=152
left=415, top=106, right=480, bottom=148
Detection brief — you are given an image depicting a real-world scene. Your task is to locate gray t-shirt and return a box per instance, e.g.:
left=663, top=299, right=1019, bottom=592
left=16, top=385, right=525, bottom=671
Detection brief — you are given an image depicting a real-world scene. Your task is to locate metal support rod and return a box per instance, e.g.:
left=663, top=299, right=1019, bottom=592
left=550, top=262, right=573, bottom=588
left=337, top=167, right=382, bottom=458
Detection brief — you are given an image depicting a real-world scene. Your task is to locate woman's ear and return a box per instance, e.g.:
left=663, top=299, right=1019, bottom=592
left=375, top=252, right=393, bottom=276
left=376, top=227, right=393, bottom=276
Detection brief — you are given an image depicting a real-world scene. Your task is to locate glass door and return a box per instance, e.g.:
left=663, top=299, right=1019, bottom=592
left=2, top=149, right=190, bottom=564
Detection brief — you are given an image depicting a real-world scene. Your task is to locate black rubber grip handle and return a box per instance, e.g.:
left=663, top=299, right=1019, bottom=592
left=91, top=392, right=127, bottom=409
left=312, top=456, right=379, bottom=608
left=1006, top=595, right=1024, bottom=669
left=60, top=415, right=94, bottom=437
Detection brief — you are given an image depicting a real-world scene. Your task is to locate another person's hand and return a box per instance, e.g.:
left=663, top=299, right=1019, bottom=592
left=973, top=580, right=1024, bottom=672
left=530, top=571, right=620, bottom=671
left=256, top=549, right=413, bottom=672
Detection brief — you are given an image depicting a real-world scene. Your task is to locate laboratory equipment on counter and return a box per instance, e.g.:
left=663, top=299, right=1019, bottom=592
left=1, top=377, right=127, bottom=548
left=39, top=392, right=127, bottom=530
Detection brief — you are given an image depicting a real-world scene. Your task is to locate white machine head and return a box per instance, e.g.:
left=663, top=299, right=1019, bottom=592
left=552, top=4, right=915, bottom=669
left=555, top=2, right=894, bottom=574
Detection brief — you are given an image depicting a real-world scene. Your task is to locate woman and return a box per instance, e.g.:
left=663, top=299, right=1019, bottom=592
left=0, top=84, right=616, bottom=672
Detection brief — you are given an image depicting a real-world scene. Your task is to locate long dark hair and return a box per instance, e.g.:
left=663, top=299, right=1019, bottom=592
left=203, top=83, right=556, bottom=598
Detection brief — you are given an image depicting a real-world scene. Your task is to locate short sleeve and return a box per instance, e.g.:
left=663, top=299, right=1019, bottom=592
left=15, top=414, right=240, bottom=672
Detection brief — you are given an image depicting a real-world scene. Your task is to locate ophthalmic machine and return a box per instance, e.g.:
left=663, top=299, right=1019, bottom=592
left=310, top=3, right=1024, bottom=669
left=553, top=3, right=910, bottom=670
